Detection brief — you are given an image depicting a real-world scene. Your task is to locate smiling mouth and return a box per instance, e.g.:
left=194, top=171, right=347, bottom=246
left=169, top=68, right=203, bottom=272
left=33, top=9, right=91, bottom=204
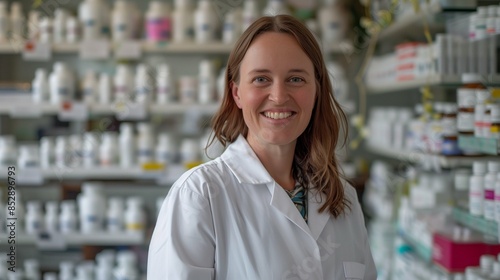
left=262, top=112, right=295, bottom=120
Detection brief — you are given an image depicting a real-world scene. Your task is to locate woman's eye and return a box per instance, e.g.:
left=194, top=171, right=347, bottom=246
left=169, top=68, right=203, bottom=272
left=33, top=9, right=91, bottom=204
left=253, top=77, right=268, bottom=83
left=289, top=77, right=304, bottom=83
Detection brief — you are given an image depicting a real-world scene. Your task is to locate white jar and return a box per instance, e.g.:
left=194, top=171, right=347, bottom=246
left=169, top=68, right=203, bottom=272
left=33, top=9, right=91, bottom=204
left=156, top=64, right=176, bottom=103
left=99, top=132, right=118, bottom=166
left=53, top=8, right=68, bottom=43
left=96, top=250, right=115, bottom=280
left=82, top=132, right=98, bottom=167
left=78, top=0, right=106, bottom=40
left=198, top=60, right=216, bottom=104
left=18, top=145, right=39, bottom=168
left=68, top=135, right=83, bottom=167
left=137, top=123, right=154, bottom=165
left=111, top=0, right=133, bottom=42
left=10, top=2, right=24, bottom=41
left=49, top=62, right=74, bottom=104
left=119, top=123, right=136, bottom=168
left=40, top=136, right=55, bottom=168
left=78, top=182, right=106, bottom=233
left=125, top=197, right=145, bottom=232
left=59, top=262, right=75, bottom=280
left=0, top=2, right=8, bottom=41
left=25, top=201, right=43, bottom=235
left=135, top=64, right=153, bottom=104
left=39, top=16, right=53, bottom=43
left=27, top=10, right=40, bottom=41
left=145, top=1, right=172, bottom=42
left=54, top=136, right=68, bottom=168
left=179, top=76, right=197, bottom=104
left=180, top=138, right=200, bottom=164
left=194, top=0, right=217, bottom=43
left=44, top=201, right=58, bottom=233
left=76, top=262, right=95, bottom=280
left=222, top=10, right=240, bottom=44
left=106, top=197, right=124, bottom=232
left=59, top=200, right=77, bottom=234
left=172, top=0, right=194, bottom=43
left=24, top=259, right=40, bottom=280
left=82, top=70, right=98, bottom=104
left=32, top=68, right=50, bottom=103
left=242, top=0, right=259, bottom=31
left=114, top=251, right=138, bottom=280
left=114, top=64, right=134, bottom=102
left=156, top=132, right=176, bottom=164
left=66, top=16, right=80, bottom=43
left=98, top=73, right=112, bottom=105
left=319, top=0, right=348, bottom=43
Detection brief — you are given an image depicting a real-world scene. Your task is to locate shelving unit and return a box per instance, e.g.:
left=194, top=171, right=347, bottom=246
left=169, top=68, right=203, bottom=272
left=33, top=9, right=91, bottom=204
left=398, top=227, right=433, bottom=263
left=366, top=75, right=461, bottom=94
left=452, top=207, right=498, bottom=238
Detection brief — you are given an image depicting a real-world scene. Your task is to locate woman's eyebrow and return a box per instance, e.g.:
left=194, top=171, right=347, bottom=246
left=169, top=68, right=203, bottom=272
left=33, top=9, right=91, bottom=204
left=248, top=69, right=311, bottom=76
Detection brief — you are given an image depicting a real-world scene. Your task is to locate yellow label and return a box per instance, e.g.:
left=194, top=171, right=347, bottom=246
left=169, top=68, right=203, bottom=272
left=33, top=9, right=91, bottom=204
left=491, top=126, right=500, bottom=133
left=126, top=223, right=144, bottom=230
left=185, top=161, right=204, bottom=169
left=491, top=88, right=500, bottom=99
left=141, top=162, right=165, bottom=171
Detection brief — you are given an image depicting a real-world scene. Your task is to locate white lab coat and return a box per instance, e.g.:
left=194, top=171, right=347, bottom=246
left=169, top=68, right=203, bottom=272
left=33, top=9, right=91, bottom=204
left=148, top=135, right=377, bottom=280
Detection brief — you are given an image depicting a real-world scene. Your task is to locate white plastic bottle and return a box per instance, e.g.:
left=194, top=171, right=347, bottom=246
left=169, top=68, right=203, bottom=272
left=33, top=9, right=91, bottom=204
left=18, top=145, right=39, bottom=168
left=137, top=123, right=154, bottom=165
left=68, top=135, right=83, bottom=167
left=470, top=161, right=487, bottom=216
left=476, top=6, right=488, bottom=40
left=59, top=200, right=77, bottom=234
left=0, top=2, right=8, bottom=41
left=242, top=0, right=259, bottom=31
left=119, top=123, right=136, bottom=167
left=49, top=62, right=74, bottom=104
left=82, top=132, right=98, bottom=167
left=25, top=201, right=43, bottom=235
left=78, top=0, right=106, bottom=40
left=156, top=132, right=176, bottom=164
left=0, top=135, right=16, bottom=167
left=172, top=0, right=194, bottom=43
left=319, top=0, right=348, bottom=43
left=99, top=132, right=118, bottom=166
left=10, top=2, right=24, bottom=41
left=39, top=16, right=53, bottom=43
left=135, top=64, right=152, bottom=104
left=114, top=64, right=134, bottom=103
left=111, top=0, right=132, bottom=42
left=96, top=251, right=114, bottom=280
left=53, top=8, right=68, bottom=43
left=59, top=261, right=75, bottom=280
left=32, top=69, right=49, bottom=103
left=156, top=64, right=175, bottom=104
left=222, top=10, right=241, bottom=44
left=114, top=251, right=139, bottom=280
left=125, top=197, right=145, bottom=232
left=44, top=201, right=58, bottom=233
left=24, top=259, right=40, bottom=280
left=27, top=10, right=40, bottom=41
left=198, top=60, right=216, bottom=104
left=263, top=0, right=291, bottom=16
left=39, top=136, right=54, bottom=168
left=179, top=76, right=197, bottom=104
left=76, top=262, right=95, bottom=280
left=485, top=162, right=499, bottom=220
left=66, top=16, right=80, bottom=43
left=145, top=1, right=171, bottom=42
left=54, top=136, right=68, bottom=167
left=486, top=5, right=497, bottom=36
left=495, top=173, right=500, bottom=224
left=82, top=70, right=98, bottom=104
left=194, top=0, right=217, bottom=43
left=98, top=73, right=112, bottom=104
left=106, top=197, right=124, bottom=232
left=78, top=182, right=106, bottom=233
left=180, top=138, right=200, bottom=164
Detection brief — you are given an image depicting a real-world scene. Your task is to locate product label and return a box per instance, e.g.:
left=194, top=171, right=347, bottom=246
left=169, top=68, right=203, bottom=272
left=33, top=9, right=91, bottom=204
left=441, top=139, right=461, bottom=156
left=486, top=190, right=495, bottom=200
left=457, top=89, right=476, bottom=108
left=147, top=18, right=171, bottom=41
left=442, top=118, right=457, bottom=135
left=457, top=112, right=475, bottom=131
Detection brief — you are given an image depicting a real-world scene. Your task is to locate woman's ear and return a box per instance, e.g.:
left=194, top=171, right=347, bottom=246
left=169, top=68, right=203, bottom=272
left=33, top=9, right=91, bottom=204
left=231, top=82, right=242, bottom=109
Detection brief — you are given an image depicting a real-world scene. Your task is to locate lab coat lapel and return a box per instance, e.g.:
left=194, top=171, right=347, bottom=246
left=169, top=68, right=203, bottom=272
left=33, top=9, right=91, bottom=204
left=307, top=189, right=331, bottom=241
left=268, top=181, right=312, bottom=238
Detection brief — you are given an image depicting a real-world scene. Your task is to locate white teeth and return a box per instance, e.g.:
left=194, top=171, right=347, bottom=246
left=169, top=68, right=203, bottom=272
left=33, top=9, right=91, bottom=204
left=264, top=112, right=293, bottom=119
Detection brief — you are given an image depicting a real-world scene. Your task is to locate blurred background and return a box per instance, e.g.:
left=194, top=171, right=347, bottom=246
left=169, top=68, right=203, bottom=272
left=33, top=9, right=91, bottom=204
left=1, top=0, right=500, bottom=279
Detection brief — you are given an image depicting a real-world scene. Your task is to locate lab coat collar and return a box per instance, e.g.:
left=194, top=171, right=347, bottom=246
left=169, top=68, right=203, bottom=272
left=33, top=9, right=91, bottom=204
left=221, top=135, right=330, bottom=241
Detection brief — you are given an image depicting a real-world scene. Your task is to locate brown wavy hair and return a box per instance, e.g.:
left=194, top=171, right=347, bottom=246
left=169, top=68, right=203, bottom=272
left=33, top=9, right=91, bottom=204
left=210, top=15, right=350, bottom=218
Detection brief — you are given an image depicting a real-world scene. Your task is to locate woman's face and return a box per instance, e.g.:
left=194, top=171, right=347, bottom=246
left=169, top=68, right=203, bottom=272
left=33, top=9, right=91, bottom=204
left=232, top=32, right=316, bottom=150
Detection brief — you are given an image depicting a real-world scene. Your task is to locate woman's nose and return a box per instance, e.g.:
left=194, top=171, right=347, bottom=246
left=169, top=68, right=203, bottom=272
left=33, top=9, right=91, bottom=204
left=268, top=82, right=290, bottom=104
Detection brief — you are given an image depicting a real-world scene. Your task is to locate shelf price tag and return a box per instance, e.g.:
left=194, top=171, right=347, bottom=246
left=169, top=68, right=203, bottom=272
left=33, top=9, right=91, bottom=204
left=58, top=101, right=89, bottom=121
left=23, top=41, right=51, bottom=61
left=10, top=104, right=43, bottom=118
left=17, top=168, right=44, bottom=185
left=114, top=101, right=148, bottom=120
left=36, top=232, right=67, bottom=250
left=79, top=39, right=111, bottom=60
left=115, top=40, right=142, bottom=59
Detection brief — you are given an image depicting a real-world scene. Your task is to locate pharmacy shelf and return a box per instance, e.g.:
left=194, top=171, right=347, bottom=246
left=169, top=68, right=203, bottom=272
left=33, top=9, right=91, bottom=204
left=366, top=75, right=461, bottom=94
left=0, top=231, right=145, bottom=247
left=452, top=207, right=498, bottom=238
left=150, top=103, right=220, bottom=115
left=458, top=136, right=499, bottom=156
left=367, top=143, right=500, bottom=168
left=398, top=227, right=433, bottom=263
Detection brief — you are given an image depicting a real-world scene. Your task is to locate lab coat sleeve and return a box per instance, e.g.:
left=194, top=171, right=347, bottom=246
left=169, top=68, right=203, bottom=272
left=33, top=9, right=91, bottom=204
left=147, top=184, right=216, bottom=280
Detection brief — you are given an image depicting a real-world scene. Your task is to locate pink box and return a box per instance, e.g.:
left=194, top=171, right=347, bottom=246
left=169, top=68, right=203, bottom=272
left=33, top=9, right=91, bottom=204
left=433, top=233, right=487, bottom=273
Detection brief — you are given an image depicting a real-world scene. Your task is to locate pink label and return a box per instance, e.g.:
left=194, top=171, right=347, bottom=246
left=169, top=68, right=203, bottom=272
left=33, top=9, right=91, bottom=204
left=495, top=195, right=500, bottom=200
left=485, top=190, right=495, bottom=200
left=146, top=18, right=171, bottom=41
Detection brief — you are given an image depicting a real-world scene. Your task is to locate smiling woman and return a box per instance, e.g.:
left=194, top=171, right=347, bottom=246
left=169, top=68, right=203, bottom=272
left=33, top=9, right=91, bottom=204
left=148, top=15, right=377, bottom=280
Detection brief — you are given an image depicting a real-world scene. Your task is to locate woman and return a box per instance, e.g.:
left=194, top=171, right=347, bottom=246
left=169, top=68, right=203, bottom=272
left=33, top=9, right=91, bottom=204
left=148, top=15, right=376, bottom=280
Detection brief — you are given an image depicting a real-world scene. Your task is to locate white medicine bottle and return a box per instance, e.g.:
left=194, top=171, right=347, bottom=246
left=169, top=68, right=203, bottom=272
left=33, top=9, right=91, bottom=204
left=99, top=132, right=118, bottom=166
left=242, top=0, right=259, bottom=31
left=114, top=251, right=139, bottom=280
left=135, top=63, right=153, bottom=104
left=49, top=62, right=74, bottom=104
left=59, top=261, right=75, bottom=280
left=156, top=64, right=176, bottom=103
left=470, top=161, right=487, bottom=216
left=32, top=68, right=49, bottom=103
left=10, top=2, right=24, bottom=41
left=114, top=64, right=134, bottom=102
left=145, top=1, right=171, bottom=42
left=172, top=0, right=194, bottom=43
left=484, top=161, right=499, bottom=220
left=137, top=122, right=154, bottom=165
left=82, top=132, right=98, bottom=167
left=156, top=132, right=176, bottom=164
left=198, top=60, right=216, bottom=104
left=53, top=8, right=68, bottom=43
left=106, top=197, right=124, bottom=232
left=23, top=259, right=40, bottom=280
left=44, top=201, right=58, bottom=233
left=59, top=200, right=77, bottom=234
left=194, top=0, right=218, bottom=43
left=98, top=73, right=112, bottom=105
left=25, top=201, right=43, bottom=235
left=319, top=0, right=348, bottom=44
left=125, top=197, right=145, bottom=232
left=82, top=70, right=98, bottom=104
left=119, top=122, right=136, bottom=167
left=111, top=0, right=133, bottom=42
left=77, top=182, right=106, bottom=233
left=40, top=136, right=54, bottom=168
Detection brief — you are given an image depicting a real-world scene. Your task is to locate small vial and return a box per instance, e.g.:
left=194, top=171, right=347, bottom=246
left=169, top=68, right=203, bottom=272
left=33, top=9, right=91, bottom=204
left=99, top=132, right=118, bottom=166
left=470, top=161, right=487, bottom=216
left=82, top=132, right=99, bottom=167
left=59, top=200, right=77, bottom=234
left=125, top=197, right=146, bottom=232
left=25, top=201, right=44, bottom=234
left=59, top=261, right=75, bottom=280
left=44, top=201, right=59, bottom=233
left=106, top=197, right=124, bottom=232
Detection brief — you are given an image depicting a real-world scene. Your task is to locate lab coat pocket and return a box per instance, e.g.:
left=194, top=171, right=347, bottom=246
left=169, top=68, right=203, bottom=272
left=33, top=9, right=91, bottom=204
left=343, top=261, right=365, bottom=280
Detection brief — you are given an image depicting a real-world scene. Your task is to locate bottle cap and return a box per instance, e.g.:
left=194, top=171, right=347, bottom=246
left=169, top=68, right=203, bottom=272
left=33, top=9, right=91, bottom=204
left=462, top=73, right=483, bottom=84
